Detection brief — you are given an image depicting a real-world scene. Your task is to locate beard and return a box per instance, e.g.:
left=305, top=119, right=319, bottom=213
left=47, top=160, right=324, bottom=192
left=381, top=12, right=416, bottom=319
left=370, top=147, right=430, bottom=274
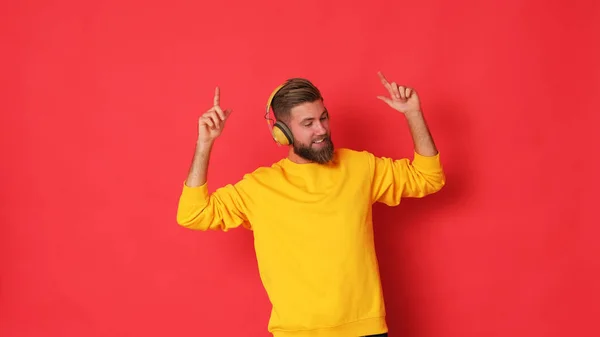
left=293, top=136, right=335, bottom=164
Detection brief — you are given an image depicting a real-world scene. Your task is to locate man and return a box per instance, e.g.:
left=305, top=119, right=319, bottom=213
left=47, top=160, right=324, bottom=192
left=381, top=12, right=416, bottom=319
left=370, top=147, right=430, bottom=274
left=176, top=71, right=446, bottom=337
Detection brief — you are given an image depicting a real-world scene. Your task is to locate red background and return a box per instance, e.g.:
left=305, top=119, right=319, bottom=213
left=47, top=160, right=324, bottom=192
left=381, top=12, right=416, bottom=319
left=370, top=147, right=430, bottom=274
left=1, top=0, right=599, bottom=336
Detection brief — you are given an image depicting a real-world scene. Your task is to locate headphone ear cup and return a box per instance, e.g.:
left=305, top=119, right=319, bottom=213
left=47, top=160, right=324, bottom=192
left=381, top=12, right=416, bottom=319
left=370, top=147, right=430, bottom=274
left=273, top=121, right=293, bottom=145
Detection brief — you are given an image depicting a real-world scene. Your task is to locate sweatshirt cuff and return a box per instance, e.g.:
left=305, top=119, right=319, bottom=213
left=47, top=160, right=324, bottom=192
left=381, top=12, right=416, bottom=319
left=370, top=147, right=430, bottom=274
left=412, top=151, right=442, bottom=172
left=181, top=181, right=209, bottom=199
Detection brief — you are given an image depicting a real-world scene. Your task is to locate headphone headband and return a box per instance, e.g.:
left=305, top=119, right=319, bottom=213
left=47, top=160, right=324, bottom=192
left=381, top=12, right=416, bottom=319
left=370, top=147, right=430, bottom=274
left=265, top=83, right=284, bottom=115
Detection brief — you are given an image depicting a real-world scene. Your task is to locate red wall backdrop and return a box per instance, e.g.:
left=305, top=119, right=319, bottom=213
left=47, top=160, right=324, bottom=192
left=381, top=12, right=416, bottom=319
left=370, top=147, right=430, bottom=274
left=1, top=0, right=599, bottom=336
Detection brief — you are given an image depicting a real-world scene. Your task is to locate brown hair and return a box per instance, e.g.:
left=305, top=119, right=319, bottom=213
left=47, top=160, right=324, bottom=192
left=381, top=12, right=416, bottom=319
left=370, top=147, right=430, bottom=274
left=271, top=78, right=323, bottom=122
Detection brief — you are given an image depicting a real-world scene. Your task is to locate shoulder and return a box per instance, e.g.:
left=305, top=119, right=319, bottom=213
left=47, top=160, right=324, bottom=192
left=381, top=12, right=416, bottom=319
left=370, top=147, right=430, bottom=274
left=334, top=147, right=364, bottom=158
left=238, top=160, right=285, bottom=183
left=331, top=148, right=377, bottom=175
left=334, top=147, right=376, bottom=163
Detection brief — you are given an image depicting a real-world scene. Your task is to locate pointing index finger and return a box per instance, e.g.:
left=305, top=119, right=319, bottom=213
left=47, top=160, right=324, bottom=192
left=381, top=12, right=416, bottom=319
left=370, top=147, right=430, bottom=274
left=378, top=71, right=396, bottom=97
left=378, top=71, right=391, bottom=88
left=213, top=86, right=220, bottom=107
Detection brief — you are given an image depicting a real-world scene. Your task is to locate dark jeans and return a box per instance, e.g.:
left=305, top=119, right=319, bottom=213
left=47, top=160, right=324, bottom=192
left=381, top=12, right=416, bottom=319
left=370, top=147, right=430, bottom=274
left=364, top=334, right=388, bottom=337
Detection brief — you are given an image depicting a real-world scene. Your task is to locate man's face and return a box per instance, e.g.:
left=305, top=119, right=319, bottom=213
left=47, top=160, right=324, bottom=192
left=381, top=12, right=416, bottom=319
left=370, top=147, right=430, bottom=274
left=288, top=100, right=334, bottom=164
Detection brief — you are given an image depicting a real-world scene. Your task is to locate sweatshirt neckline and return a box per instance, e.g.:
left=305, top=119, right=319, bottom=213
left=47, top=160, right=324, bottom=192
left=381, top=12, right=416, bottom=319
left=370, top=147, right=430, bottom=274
left=278, top=156, right=340, bottom=173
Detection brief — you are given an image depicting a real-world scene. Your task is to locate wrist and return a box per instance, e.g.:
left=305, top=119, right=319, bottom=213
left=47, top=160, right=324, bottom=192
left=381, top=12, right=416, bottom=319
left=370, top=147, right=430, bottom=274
left=404, top=110, right=423, bottom=119
left=196, top=138, right=214, bottom=151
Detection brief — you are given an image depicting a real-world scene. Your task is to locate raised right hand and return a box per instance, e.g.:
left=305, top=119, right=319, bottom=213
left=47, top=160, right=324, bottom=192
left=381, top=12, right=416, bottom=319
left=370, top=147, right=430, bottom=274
left=197, top=86, right=232, bottom=144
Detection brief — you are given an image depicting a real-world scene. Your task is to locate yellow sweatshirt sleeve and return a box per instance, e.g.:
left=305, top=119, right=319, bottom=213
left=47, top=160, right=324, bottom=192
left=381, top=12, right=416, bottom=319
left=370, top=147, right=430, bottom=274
left=176, top=180, right=251, bottom=231
left=369, top=151, right=446, bottom=205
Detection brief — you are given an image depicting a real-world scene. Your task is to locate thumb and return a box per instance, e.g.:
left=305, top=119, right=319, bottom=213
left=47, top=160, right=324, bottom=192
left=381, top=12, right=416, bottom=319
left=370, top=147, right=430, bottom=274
left=377, top=96, right=394, bottom=107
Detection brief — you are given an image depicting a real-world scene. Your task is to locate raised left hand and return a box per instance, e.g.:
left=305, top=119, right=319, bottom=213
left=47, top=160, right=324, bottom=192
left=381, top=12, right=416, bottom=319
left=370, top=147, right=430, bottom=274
left=376, top=71, right=421, bottom=115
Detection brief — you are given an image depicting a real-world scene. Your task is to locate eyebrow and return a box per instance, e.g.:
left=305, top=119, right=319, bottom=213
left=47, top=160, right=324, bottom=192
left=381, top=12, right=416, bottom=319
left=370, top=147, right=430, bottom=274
left=300, top=110, right=328, bottom=123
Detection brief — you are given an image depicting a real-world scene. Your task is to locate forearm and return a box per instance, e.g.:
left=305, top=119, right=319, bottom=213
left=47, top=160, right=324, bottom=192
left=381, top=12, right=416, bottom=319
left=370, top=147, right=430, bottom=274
left=185, top=140, right=214, bottom=187
left=404, top=110, right=438, bottom=157
left=178, top=140, right=251, bottom=231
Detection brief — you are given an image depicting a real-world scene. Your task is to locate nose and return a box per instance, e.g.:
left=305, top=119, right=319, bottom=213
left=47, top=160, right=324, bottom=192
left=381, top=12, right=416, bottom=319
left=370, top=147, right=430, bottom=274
left=315, top=121, right=327, bottom=134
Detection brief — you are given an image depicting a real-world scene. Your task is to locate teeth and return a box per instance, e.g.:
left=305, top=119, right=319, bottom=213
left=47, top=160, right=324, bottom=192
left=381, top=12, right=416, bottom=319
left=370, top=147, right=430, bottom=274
left=314, top=139, right=324, bottom=143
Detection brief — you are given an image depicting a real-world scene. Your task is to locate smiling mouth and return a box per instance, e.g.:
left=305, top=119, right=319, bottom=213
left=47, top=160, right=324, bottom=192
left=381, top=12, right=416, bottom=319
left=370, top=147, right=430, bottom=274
left=313, top=137, right=328, bottom=144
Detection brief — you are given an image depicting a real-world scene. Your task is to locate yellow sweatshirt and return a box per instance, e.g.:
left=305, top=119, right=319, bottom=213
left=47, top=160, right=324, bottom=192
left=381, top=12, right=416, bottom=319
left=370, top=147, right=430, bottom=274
left=176, top=148, right=445, bottom=337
